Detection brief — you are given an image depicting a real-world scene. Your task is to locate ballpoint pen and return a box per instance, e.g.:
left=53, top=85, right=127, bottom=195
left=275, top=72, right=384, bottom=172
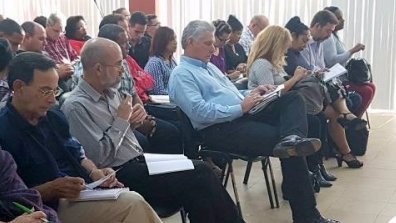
left=12, top=202, right=50, bottom=223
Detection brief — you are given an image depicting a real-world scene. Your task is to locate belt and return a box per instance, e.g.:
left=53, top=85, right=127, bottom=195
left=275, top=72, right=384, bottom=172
left=114, top=155, right=145, bottom=170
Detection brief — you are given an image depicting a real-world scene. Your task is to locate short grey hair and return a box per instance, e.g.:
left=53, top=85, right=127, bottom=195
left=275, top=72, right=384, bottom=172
left=47, top=13, right=63, bottom=27
left=181, top=20, right=215, bottom=49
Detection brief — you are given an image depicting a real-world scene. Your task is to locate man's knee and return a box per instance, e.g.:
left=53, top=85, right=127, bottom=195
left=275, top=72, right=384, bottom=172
left=117, top=191, right=148, bottom=207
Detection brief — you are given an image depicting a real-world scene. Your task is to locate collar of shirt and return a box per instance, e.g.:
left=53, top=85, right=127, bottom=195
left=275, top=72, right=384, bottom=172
left=78, top=79, right=117, bottom=102
left=180, top=55, right=208, bottom=69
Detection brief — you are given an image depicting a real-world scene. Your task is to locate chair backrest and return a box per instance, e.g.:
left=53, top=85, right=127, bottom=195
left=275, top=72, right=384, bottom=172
left=176, top=109, right=203, bottom=159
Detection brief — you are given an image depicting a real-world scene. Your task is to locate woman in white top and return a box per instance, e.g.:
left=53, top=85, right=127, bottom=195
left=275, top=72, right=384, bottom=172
left=247, top=25, right=363, bottom=168
left=323, top=6, right=376, bottom=118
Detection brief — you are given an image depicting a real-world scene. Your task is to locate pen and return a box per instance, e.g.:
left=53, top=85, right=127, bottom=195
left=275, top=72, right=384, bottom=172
left=12, top=202, right=50, bottom=223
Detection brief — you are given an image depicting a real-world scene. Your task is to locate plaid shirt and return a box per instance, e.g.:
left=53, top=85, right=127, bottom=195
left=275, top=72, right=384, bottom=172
left=44, top=34, right=78, bottom=64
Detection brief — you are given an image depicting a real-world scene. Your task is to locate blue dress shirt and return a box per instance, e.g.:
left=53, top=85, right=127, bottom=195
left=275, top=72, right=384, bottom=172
left=169, top=55, right=250, bottom=130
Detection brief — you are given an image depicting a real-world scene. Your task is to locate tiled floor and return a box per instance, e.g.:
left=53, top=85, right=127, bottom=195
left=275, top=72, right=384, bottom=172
left=163, top=113, right=396, bottom=223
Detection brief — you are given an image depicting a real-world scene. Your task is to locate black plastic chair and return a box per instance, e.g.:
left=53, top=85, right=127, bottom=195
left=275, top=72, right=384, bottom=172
left=176, top=109, right=280, bottom=218
left=152, top=205, right=187, bottom=223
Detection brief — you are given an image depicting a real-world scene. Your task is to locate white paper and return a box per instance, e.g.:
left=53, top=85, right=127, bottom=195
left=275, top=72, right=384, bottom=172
left=85, top=169, right=120, bottom=190
left=144, top=153, right=194, bottom=175
left=149, top=95, right=170, bottom=104
left=323, top=63, right=347, bottom=82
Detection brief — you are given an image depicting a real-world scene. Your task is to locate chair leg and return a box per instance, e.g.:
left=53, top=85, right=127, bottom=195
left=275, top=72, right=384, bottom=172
left=267, top=158, right=280, bottom=208
left=365, top=111, right=371, bottom=129
left=180, top=208, right=187, bottom=223
left=228, top=162, right=243, bottom=217
left=223, top=160, right=232, bottom=187
left=261, top=158, right=275, bottom=208
left=243, top=160, right=253, bottom=185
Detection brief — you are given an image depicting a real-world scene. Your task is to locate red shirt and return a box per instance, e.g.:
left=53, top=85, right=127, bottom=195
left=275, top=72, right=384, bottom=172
left=126, top=55, right=155, bottom=103
left=68, top=39, right=85, bottom=55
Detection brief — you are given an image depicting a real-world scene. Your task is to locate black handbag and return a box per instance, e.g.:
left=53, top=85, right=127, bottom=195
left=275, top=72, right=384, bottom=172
left=346, top=58, right=372, bottom=84
left=346, top=126, right=369, bottom=156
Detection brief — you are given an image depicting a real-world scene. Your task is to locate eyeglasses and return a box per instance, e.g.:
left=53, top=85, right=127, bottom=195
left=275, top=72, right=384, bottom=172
left=39, top=87, right=63, bottom=97
left=102, top=63, right=124, bottom=71
left=148, top=23, right=160, bottom=27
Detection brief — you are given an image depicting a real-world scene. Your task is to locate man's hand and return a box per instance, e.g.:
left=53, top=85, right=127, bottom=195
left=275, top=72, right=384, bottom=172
left=241, top=92, right=263, bottom=114
left=100, top=168, right=124, bottom=188
left=117, top=94, right=133, bottom=121
left=35, top=177, right=85, bottom=201
left=236, top=63, right=247, bottom=74
left=9, top=211, right=47, bottom=223
left=226, top=70, right=241, bottom=80
left=251, top=84, right=276, bottom=95
left=129, top=104, right=147, bottom=127
left=57, top=64, right=74, bottom=79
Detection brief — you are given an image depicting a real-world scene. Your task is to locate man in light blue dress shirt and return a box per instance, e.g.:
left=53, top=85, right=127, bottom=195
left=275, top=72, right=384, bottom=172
left=169, top=20, right=340, bottom=223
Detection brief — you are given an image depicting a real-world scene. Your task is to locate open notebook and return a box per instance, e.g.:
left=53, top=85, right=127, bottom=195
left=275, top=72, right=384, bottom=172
left=144, top=153, right=195, bottom=175
left=72, top=188, right=130, bottom=201
left=322, top=63, right=348, bottom=82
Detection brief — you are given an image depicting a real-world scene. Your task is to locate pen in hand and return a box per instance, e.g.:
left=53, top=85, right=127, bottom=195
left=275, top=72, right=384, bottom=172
left=12, top=202, right=50, bottom=223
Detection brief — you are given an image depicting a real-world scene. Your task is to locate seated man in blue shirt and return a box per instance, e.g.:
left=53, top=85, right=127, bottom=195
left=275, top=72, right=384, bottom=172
left=169, top=20, right=340, bottom=223
left=0, top=52, right=163, bottom=223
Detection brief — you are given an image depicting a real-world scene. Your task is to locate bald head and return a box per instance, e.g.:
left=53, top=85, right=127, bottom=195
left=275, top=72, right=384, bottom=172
left=21, top=21, right=46, bottom=52
left=80, top=37, right=121, bottom=72
left=249, top=15, right=269, bottom=37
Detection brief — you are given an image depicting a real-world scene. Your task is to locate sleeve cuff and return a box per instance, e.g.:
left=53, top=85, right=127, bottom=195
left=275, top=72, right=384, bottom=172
left=229, top=104, right=244, bottom=119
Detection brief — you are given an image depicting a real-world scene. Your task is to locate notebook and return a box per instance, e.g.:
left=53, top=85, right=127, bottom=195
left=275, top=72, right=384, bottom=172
left=149, top=95, right=170, bottom=104
left=144, top=153, right=195, bottom=175
left=249, top=84, right=284, bottom=114
left=72, top=188, right=130, bottom=202
left=322, top=63, right=348, bottom=82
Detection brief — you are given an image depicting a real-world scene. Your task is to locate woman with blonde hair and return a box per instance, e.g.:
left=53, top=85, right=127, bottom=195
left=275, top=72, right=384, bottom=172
left=248, top=25, right=363, bottom=169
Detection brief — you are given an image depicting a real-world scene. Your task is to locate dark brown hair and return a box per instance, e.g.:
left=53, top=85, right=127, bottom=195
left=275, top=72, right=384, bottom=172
left=150, top=26, right=175, bottom=59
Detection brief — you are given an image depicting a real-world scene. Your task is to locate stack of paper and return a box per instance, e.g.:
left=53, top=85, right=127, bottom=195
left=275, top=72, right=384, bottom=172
left=249, top=84, right=284, bottom=114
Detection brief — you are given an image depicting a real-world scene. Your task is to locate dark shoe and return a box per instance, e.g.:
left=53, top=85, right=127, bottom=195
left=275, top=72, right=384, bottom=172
left=309, top=171, right=321, bottom=193
left=273, top=135, right=321, bottom=159
left=336, top=153, right=363, bottom=168
left=294, top=216, right=341, bottom=223
left=337, top=113, right=367, bottom=130
left=313, top=169, right=333, bottom=187
left=319, top=164, right=337, bottom=181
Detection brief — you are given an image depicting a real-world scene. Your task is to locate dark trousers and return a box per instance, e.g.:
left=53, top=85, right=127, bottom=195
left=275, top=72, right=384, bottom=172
left=306, top=114, right=323, bottom=171
left=116, top=160, right=244, bottom=223
left=134, top=118, right=183, bottom=154
left=200, top=91, right=320, bottom=221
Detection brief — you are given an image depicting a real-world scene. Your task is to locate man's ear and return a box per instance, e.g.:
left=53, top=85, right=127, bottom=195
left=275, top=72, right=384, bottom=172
left=12, top=80, right=25, bottom=95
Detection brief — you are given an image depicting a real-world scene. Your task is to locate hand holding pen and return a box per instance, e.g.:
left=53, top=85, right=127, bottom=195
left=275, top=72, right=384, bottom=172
left=12, top=202, right=50, bottom=223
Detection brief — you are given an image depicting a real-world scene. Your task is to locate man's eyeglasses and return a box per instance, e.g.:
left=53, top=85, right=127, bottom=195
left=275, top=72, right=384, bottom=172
left=102, top=63, right=124, bottom=71
left=148, top=23, right=160, bottom=27
left=39, top=87, right=63, bottom=97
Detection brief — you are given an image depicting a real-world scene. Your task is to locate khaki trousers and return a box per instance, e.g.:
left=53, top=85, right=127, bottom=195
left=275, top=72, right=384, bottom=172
left=58, top=191, right=162, bottom=223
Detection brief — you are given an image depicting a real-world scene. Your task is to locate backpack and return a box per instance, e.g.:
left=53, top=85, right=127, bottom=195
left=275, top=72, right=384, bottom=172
left=345, top=58, right=372, bottom=84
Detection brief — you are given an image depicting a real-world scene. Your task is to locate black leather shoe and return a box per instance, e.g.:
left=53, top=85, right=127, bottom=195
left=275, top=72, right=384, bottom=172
left=319, top=164, right=337, bottom=181
left=313, top=169, right=332, bottom=187
left=273, top=135, right=321, bottom=158
left=294, top=216, right=341, bottom=223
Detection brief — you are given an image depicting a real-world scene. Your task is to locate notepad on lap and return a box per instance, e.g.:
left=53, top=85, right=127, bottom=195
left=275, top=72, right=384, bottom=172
left=72, top=188, right=130, bottom=201
left=144, top=153, right=194, bottom=175
left=322, top=63, right=347, bottom=82
left=249, top=84, right=284, bottom=115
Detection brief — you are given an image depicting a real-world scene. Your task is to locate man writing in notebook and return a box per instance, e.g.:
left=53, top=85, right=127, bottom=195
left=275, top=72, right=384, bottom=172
left=0, top=52, right=162, bottom=223
left=61, top=37, right=244, bottom=223
left=168, top=20, right=340, bottom=223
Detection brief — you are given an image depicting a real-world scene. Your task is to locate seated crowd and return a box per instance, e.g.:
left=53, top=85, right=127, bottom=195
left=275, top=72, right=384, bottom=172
left=0, top=5, right=374, bottom=223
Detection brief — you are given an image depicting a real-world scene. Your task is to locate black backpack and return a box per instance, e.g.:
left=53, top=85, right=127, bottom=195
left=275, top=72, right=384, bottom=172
left=346, top=58, right=372, bottom=84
